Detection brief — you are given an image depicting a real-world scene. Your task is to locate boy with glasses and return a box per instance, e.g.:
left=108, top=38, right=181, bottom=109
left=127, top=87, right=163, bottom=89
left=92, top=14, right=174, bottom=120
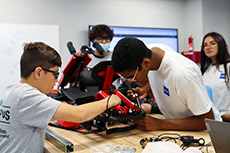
left=0, top=42, right=121, bottom=152
left=87, top=24, right=114, bottom=68
left=112, top=37, right=221, bottom=131
left=82, top=24, right=121, bottom=89
left=118, top=66, right=161, bottom=114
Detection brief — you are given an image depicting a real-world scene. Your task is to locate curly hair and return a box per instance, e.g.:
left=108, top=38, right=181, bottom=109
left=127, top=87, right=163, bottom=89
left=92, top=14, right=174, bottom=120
left=88, top=24, right=114, bottom=42
left=112, top=37, right=152, bottom=72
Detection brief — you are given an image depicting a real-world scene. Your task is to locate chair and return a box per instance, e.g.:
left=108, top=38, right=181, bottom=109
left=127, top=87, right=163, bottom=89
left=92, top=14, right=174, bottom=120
left=205, top=85, right=213, bottom=101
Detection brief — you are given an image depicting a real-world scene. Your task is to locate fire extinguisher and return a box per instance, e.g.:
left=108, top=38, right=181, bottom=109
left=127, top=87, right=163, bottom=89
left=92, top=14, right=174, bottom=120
left=189, top=36, right=193, bottom=52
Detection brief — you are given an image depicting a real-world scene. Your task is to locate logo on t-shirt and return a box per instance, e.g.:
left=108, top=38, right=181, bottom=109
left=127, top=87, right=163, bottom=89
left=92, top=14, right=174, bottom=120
left=163, top=86, right=170, bottom=96
left=0, top=104, right=10, bottom=124
left=220, top=73, right=225, bottom=79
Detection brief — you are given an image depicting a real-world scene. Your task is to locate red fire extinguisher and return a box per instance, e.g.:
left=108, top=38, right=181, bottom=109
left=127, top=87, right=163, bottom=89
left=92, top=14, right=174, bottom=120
left=189, top=36, right=193, bottom=52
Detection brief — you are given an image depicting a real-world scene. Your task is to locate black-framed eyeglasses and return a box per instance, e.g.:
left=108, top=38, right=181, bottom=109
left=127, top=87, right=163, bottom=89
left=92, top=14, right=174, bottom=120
left=42, top=68, right=59, bottom=79
left=95, top=37, right=110, bottom=43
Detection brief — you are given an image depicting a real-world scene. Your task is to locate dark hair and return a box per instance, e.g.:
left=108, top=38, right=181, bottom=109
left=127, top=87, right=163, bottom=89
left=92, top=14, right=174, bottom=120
left=200, top=32, right=230, bottom=87
left=20, top=42, right=62, bottom=79
left=88, top=24, right=114, bottom=42
left=112, top=37, right=152, bottom=72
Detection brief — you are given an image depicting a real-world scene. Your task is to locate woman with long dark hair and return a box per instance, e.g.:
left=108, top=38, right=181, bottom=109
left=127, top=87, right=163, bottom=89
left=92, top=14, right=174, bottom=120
left=201, top=32, right=230, bottom=121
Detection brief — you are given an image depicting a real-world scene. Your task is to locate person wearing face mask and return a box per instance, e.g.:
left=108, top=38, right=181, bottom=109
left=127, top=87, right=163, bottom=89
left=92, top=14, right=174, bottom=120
left=200, top=32, right=230, bottom=122
left=80, top=24, right=121, bottom=89
left=87, top=24, right=114, bottom=68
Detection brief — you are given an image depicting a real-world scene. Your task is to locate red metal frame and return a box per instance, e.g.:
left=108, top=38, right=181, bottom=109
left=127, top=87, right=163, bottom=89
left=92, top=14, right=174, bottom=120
left=95, top=89, right=141, bottom=116
left=56, top=51, right=91, bottom=128
left=58, top=52, right=92, bottom=88
left=56, top=51, right=142, bottom=128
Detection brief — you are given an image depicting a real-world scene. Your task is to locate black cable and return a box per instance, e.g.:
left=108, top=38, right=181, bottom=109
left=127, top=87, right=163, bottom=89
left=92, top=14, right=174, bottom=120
left=141, top=133, right=208, bottom=151
left=123, top=79, right=142, bottom=109
left=205, top=141, right=212, bottom=153
left=199, top=141, right=212, bottom=153
left=157, top=133, right=181, bottom=140
left=106, top=90, right=118, bottom=114
left=106, top=94, right=113, bottom=111
left=156, top=133, right=182, bottom=146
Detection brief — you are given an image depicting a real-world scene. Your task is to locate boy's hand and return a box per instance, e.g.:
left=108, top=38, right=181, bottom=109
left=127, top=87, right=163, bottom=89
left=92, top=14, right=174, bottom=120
left=141, top=103, right=152, bottom=114
left=108, top=94, right=122, bottom=107
left=132, top=86, right=148, bottom=100
left=132, top=81, right=151, bottom=100
left=135, top=116, right=161, bottom=131
left=127, top=90, right=135, bottom=101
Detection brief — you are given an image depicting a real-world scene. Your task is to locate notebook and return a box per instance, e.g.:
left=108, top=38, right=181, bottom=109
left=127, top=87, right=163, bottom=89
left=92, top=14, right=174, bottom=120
left=205, top=118, right=230, bottom=153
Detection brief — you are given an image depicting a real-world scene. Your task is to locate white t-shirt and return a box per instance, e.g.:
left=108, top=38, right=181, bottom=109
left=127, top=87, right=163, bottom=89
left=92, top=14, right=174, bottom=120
left=147, top=44, right=221, bottom=120
left=203, top=63, right=230, bottom=116
left=87, top=51, right=112, bottom=68
left=86, top=51, right=121, bottom=88
left=0, top=83, right=61, bottom=153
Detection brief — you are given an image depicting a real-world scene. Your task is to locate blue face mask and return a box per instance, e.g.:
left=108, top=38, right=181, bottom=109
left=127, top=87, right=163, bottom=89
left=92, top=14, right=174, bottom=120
left=99, top=43, right=110, bottom=52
